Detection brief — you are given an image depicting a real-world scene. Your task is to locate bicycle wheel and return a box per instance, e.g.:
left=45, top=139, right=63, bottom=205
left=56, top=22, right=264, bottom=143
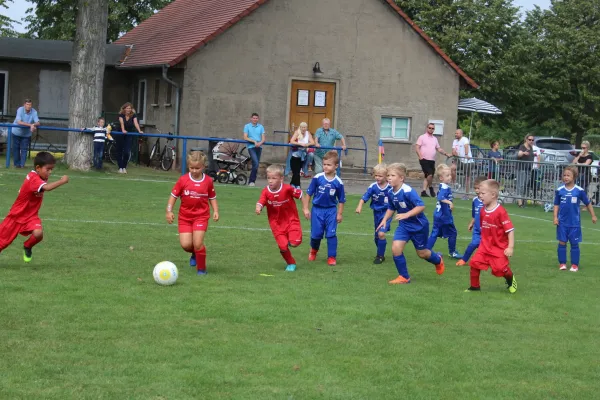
left=160, top=147, right=176, bottom=171
left=108, top=142, right=118, bottom=165
left=147, top=143, right=158, bottom=167
left=217, top=171, right=229, bottom=184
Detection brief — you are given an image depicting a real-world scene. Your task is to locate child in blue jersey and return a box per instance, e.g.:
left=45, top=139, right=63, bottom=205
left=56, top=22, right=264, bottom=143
left=457, top=176, right=486, bottom=266
left=305, top=151, right=346, bottom=266
left=355, top=163, right=391, bottom=264
left=427, top=165, right=462, bottom=258
left=553, top=166, right=597, bottom=272
left=377, top=163, right=445, bottom=284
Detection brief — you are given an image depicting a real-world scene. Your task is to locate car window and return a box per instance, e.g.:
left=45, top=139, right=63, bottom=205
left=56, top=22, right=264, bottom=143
left=535, top=139, right=572, bottom=151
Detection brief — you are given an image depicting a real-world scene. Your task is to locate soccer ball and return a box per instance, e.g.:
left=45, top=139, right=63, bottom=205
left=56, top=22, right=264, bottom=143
left=544, top=202, right=553, bottom=213
left=153, top=261, right=178, bottom=286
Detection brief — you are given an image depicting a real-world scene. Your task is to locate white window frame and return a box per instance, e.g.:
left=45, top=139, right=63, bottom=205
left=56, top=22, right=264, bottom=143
left=137, top=79, right=147, bottom=124
left=380, top=116, right=411, bottom=142
left=429, top=119, right=444, bottom=136
left=0, top=70, right=7, bottom=116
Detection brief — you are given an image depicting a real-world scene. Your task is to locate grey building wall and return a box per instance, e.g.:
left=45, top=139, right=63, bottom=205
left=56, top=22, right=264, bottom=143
left=179, top=0, right=461, bottom=170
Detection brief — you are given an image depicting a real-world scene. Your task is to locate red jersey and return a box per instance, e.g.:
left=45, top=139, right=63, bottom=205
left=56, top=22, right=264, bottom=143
left=479, top=204, right=514, bottom=257
left=171, top=173, right=216, bottom=220
left=257, top=184, right=302, bottom=233
left=7, top=171, right=47, bottom=223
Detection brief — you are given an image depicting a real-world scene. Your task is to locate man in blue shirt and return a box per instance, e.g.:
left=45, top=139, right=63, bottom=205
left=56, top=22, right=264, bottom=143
left=12, top=99, right=40, bottom=168
left=313, top=118, right=346, bottom=174
left=243, top=112, right=265, bottom=186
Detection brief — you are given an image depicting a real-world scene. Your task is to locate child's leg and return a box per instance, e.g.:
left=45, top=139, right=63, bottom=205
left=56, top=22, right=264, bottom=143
left=310, top=208, right=324, bottom=252
left=325, top=208, right=338, bottom=258
left=569, top=228, right=581, bottom=267
left=470, top=267, right=481, bottom=288
left=23, top=229, right=43, bottom=249
left=376, top=231, right=387, bottom=257
left=468, top=253, right=489, bottom=289
left=557, top=225, right=567, bottom=265
left=391, top=240, right=409, bottom=279
left=192, top=230, right=207, bottom=272
left=426, top=223, right=439, bottom=251
left=447, top=226, right=458, bottom=254
left=414, top=226, right=442, bottom=266
left=461, top=234, right=480, bottom=262
left=275, top=233, right=296, bottom=265
left=0, top=217, right=21, bottom=253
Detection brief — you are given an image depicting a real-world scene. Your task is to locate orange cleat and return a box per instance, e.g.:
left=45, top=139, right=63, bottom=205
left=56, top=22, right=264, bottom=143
left=327, top=256, right=337, bottom=266
left=456, top=259, right=467, bottom=266
left=435, top=254, right=445, bottom=275
left=388, top=275, right=411, bottom=284
left=308, top=249, right=318, bottom=261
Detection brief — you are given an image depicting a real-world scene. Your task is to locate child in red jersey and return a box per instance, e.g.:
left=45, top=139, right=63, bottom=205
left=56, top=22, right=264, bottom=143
left=166, top=151, right=219, bottom=275
left=256, top=164, right=309, bottom=272
left=0, top=151, right=68, bottom=262
left=467, top=179, right=517, bottom=293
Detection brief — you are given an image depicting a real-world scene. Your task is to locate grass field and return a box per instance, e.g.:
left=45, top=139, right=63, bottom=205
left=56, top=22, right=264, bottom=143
left=1, top=164, right=600, bottom=399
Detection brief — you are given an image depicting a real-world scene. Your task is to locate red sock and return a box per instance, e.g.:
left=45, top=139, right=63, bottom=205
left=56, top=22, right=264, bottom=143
left=281, top=248, right=296, bottom=265
left=503, top=267, right=513, bottom=281
left=24, top=235, right=42, bottom=249
left=195, top=246, right=206, bottom=272
left=470, top=267, right=481, bottom=288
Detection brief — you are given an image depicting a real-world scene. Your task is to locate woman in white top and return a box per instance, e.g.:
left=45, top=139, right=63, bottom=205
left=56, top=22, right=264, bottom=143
left=289, top=122, right=315, bottom=188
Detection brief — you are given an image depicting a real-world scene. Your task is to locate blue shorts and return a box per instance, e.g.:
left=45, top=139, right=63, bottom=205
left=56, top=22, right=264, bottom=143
left=311, top=206, right=338, bottom=239
left=557, top=225, right=582, bottom=244
left=393, top=221, right=430, bottom=250
left=470, top=232, right=481, bottom=246
left=374, top=209, right=391, bottom=233
left=430, top=220, right=457, bottom=239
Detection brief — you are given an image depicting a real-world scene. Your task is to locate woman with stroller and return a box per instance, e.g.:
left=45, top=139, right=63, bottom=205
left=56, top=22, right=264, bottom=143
left=289, top=122, right=315, bottom=188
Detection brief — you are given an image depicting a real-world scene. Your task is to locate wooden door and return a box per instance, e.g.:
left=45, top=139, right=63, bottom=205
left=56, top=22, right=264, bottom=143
left=289, top=80, right=335, bottom=134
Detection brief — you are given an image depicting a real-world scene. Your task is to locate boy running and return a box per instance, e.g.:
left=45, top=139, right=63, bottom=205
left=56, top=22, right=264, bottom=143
left=456, top=176, right=486, bottom=266
left=427, top=164, right=462, bottom=258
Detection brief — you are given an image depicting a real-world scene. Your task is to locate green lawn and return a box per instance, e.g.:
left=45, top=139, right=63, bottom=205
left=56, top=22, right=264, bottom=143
left=1, top=165, right=599, bottom=399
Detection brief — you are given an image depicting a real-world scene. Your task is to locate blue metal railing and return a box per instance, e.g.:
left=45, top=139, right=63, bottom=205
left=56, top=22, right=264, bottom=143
left=1, top=123, right=344, bottom=176
left=345, top=135, right=368, bottom=173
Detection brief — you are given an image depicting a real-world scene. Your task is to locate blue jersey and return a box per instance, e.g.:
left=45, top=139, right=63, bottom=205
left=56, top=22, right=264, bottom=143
left=472, top=196, right=484, bottom=235
left=361, top=182, right=391, bottom=212
left=554, top=185, right=590, bottom=227
left=386, top=183, right=429, bottom=232
left=433, top=183, right=454, bottom=224
left=307, top=173, right=346, bottom=208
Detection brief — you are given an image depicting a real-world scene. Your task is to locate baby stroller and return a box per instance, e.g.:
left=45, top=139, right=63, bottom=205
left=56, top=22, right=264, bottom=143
left=211, top=141, right=251, bottom=185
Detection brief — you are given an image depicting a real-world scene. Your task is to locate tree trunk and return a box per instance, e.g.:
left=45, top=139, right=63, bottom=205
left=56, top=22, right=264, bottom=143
left=65, top=0, right=108, bottom=170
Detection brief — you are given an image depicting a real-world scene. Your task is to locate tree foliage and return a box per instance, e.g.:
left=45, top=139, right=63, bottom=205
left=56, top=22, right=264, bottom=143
left=0, top=0, right=19, bottom=37
left=24, top=0, right=173, bottom=42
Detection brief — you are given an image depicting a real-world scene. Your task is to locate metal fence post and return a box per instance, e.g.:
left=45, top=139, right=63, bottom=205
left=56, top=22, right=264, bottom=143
left=181, top=138, right=187, bottom=175
left=5, top=126, right=11, bottom=168
left=337, top=149, right=342, bottom=176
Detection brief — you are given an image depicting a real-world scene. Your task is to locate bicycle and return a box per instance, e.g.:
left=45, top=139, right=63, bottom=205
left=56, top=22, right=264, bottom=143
left=147, top=129, right=176, bottom=171
left=104, top=137, right=132, bottom=166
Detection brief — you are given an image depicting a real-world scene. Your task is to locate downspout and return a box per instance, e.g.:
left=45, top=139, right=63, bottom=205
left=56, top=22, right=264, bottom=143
left=161, top=64, right=180, bottom=135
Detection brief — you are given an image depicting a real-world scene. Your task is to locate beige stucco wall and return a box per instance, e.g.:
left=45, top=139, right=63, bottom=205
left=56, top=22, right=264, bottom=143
left=179, top=0, right=461, bottom=170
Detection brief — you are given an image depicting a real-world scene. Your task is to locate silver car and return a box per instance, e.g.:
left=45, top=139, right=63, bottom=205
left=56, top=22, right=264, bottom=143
left=531, top=137, right=577, bottom=164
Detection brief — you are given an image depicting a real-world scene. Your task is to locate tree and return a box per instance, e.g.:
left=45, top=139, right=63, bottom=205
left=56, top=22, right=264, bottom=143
left=24, top=0, right=172, bottom=42
left=65, top=0, right=108, bottom=170
left=0, top=0, right=19, bottom=37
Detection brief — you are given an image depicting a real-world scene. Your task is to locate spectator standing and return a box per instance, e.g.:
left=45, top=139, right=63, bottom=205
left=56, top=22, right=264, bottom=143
left=573, top=140, right=593, bottom=194
left=451, top=128, right=473, bottom=199
left=91, top=117, right=108, bottom=170
left=415, top=123, right=450, bottom=197
left=117, top=102, right=143, bottom=174
left=243, top=112, right=265, bottom=187
left=487, top=140, right=502, bottom=180
left=313, top=118, right=346, bottom=174
left=516, top=134, right=535, bottom=207
left=289, top=122, right=315, bottom=188
left=12, top=99, right=40, bottom=168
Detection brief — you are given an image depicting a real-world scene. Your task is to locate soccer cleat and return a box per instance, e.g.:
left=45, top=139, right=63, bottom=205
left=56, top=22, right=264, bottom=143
left=570, top=265, right=579, bottom=272
left=308, top=249, right=318, bottom=261
left=456, top=259, right=467, bottom=266
left=189, top=254, right=197, bottom=267
left=507, top=275, right=517, bottom=294
left=435, top=253, right=445, bottom=275
left=197, top=269, right=207, bottom=275
left=559, top=264, right=567, bottom=270
left=449, top=251, right=463, bottom=259
left=420, top=190, right=429, bottom=198
left=373, top=255, right=385, bottom=265
left=285, top=264, right=296, bottom=272
left=327, top=257, right=337, bottom=266
left=23, top=247, right=32, bottom=263
left=464, top=286, right=481, bottom=292
left=388, top=275, right=411, bottom=284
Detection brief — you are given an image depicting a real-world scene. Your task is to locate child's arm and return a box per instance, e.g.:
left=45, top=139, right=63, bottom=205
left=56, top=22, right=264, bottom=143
left=377, top=209, right=394, bottom=231
left=553, top=205, right=559, bottom=225
left=468, top=218, right=475, bottom=231
left=303, top=195, right=312, bottom=219
left=441, top=199, right=454, bottom=210
left=355, top=199, right=365, bottom=214
left=43, top=176, right=69, bottom=192
left=504, top=230, right=515, bottom=257
left=337, top=203, right=344, bottom=223
left=396, top=205, right=425, bottom=221
left=166, top=196, right=177, bottom=224
left=210, top=198, right=219, bottom=221
left=586, top=203, right=597, bottom=224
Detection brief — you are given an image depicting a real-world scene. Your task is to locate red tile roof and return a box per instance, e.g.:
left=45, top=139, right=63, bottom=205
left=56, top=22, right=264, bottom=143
left=116, top=0, right=478, bottom=88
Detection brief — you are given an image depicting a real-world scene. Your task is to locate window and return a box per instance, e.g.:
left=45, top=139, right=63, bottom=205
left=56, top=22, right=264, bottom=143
left=153, top=79, right=160, bottom=105
left=137, top=79, right=147, bottom=123
left=0, top=71, right=7, bottom=116
left=428, top=120, right=444, bottom=136
left=165, top=83, right=172, bottom=105
left=380, top=117, right=410, bottom=141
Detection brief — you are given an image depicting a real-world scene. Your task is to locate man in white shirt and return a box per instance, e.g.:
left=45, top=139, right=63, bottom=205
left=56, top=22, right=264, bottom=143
left=451, top=129, right=473, bottom=197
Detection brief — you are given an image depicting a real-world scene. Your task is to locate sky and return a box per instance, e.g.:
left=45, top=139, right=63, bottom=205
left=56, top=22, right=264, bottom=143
left=3, top=0, right=552, bottom=33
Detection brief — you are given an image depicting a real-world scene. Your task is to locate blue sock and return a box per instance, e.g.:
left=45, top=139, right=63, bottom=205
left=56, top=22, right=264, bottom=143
left=426, top=251, right=441, bottom=265
left=376, top=239, right=387, bottom=257
left=558, top=243, right=567, bottom=264
left=462, top=242, right=479, bottom=262
left=570, top=243, right=580, bottom=266
left=448, top=235, right=457, bottom=254
left=426, top=234, right=437, bottom=251
left=310, top=238, right=321, bottom=251
left=327, top=236, right=337, bottom=258
left=393, top=254, right=409, bottom=279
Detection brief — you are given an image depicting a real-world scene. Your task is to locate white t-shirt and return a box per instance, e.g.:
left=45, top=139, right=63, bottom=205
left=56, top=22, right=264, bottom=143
left=452, top=137, right=473, bottom=163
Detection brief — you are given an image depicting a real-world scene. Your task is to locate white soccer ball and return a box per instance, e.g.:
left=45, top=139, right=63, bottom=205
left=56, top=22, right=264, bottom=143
left=153, top=261, right=178, bottom=286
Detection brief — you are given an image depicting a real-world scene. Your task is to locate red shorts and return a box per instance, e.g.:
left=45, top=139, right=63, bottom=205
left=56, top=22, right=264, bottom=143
left=273, top=226, right=302, bottom=251
left=469, top=251, right=510, bottom=277
left=178, top=217, right=209, bottom=233
left=0, top=216, right=42, bottom=251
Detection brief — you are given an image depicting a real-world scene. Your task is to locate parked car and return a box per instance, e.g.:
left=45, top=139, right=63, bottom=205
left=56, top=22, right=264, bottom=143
left=589, top=151, right=599, bottom=179
left=504, top=137, right=576, bottom=164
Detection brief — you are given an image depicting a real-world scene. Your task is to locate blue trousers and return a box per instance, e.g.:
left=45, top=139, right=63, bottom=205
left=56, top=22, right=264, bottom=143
left=12, top=134, right=30, bottom=167
left=248, top=146, right=262, bottom=183
left=115, top=134, right=132, bottom=169
left=93, top=142, right=105, bottom=169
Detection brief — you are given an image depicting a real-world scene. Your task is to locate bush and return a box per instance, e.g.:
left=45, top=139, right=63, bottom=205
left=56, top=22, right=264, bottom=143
left=583, top=134, right=600, bottom=150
